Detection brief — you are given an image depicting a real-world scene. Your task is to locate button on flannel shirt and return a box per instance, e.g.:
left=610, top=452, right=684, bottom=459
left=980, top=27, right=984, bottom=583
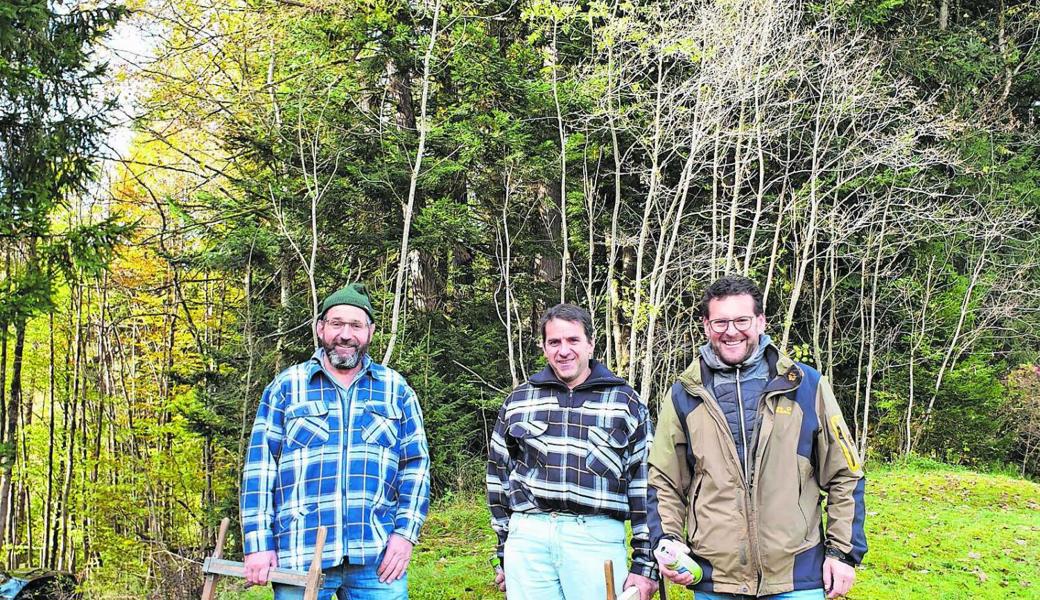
left=486, top=360, right=656, bottom=579
left=241, top=351, right=430, bottom=572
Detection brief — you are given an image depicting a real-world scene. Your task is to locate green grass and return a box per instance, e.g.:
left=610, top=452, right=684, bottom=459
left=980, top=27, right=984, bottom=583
left=853, top=463, right=1039, bottom=599
left=218, top=462, right=1040, bottom=599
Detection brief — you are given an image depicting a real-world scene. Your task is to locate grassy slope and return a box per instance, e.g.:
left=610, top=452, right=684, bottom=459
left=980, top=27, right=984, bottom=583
left=218, top=463, right=1039, bottom=600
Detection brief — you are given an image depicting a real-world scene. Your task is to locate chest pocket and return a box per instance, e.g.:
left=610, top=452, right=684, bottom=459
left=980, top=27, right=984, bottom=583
left=586, top=425, right=629, bottom=479
left=360, top=400, right=402, bottom=448
left=284, top=401, right=330, bottom=451
left=507, top=418, right=549, bottom=465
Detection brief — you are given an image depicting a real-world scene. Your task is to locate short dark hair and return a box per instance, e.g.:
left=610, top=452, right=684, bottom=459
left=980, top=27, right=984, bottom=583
left=699, top=276, right=765, bottom=318
left=538, top=303, right=594, bottom=343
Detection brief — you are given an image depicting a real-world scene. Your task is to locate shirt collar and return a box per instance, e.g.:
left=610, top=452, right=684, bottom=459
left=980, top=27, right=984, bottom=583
left=528, top=359, right=626, bottom=390
left=307, top=348, right=383, bottom=383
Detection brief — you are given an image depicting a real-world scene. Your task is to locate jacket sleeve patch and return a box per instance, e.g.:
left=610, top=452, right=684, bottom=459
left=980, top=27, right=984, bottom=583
left=829, top=414, right=861, bottom=472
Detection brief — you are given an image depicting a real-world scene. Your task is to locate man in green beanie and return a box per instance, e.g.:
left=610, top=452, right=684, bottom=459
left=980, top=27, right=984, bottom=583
left=241, top=283, right=431, bottom=600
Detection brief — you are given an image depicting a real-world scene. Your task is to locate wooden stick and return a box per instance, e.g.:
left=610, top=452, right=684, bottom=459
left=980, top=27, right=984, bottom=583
left=200, top=518, right=230, bottom=600
left=303, top=526, right=328, bottom=600
left=199, top=524, right=328, bottom=597
left=203, top=558, right=313, bottom=586
left=604, top=559, right=616, bottom=600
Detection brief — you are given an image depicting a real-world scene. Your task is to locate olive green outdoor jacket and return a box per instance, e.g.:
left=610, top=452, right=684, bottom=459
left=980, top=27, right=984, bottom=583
left=647, top=347, right=867, bottom=596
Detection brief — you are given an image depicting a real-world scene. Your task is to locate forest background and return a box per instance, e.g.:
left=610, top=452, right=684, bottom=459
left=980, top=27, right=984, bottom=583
left=1, top=0, right=1039, bottom=597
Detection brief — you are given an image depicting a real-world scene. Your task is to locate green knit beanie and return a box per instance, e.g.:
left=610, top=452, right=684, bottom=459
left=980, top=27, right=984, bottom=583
left=319, top=282, right=374, bottom=322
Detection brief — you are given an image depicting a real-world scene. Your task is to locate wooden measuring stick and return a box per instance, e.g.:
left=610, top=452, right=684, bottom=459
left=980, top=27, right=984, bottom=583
left=302, top=526, right=328, bottom=600
left=202, top=559, right=312, bottom=587
left=604, top=559, right=617, bottom=600
left=200, top=518, right=230, bottom=600
left=200, top=523, right=327, bottom=598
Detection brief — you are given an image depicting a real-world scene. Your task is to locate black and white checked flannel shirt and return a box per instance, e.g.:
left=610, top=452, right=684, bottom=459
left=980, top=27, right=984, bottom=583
left=487, top=360, right=656, bottom=579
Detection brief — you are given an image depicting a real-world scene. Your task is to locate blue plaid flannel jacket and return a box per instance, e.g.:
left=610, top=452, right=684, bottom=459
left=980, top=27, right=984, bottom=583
left=487, top=360, right=656, bottom=579
left=241, top=350, right=430, bottom=572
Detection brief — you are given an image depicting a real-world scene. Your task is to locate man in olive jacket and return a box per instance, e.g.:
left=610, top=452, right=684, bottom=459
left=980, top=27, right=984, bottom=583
left=648, top=276, right=866, bottom=600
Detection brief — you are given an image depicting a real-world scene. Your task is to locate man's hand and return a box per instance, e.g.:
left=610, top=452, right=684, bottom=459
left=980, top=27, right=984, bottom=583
left=377, top=534, right=414, bottom=583
left=654, top=539, right=696, bottom=586
left=243, top=550, right=278, bottom=586
left=494, top=569, right=506, bottom=592
left=823, top=557, right=856, bottom=598
left=622, top=573, right=658, bottom=600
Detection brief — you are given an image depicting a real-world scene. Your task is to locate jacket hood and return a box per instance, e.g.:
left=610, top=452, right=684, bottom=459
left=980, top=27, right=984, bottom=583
left=529, top=359, right=626, bottom=390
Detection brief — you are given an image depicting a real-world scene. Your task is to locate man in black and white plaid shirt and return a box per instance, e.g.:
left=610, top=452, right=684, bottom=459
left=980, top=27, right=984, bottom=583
left=487, top=304, right=658, bottom=600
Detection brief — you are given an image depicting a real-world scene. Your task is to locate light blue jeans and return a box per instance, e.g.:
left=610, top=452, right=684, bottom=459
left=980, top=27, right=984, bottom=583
left=272, top=558, right=407, bottom=600
left=503, top=511, right=628, bottom=600
left=695, top=589, right=825, bottom=600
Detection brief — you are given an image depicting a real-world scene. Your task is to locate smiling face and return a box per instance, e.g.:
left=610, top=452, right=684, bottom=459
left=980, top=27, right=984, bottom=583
left=542, top=318, right=594, bottom=389
left=316, top=304, right=374, bottom=372
left=702, top=293, right=766, bottom=366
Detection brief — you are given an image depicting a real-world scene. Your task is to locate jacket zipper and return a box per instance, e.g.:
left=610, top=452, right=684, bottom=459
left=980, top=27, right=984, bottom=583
left=749, top=379, right=803, bottom=594
left=736, top=366, right=749, bottom=484
left=736, top=366, right=759, bottom=594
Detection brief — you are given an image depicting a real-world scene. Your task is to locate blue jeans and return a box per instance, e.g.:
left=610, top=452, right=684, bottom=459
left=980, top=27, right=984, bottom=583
left=503, top=511, right=628, bottom=600
left=272, top=558, right=407, bottom=600
left=695, top=589, right=825, bottom=600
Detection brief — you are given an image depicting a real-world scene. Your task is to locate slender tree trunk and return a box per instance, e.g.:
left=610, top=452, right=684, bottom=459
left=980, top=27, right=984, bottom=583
left=825, top=212, right=837, bottom=379
left=43, top=309, right=56, bottom=567
left=240, top=257, right=256, bottom=466
left=383, top=0, right=442, bottom=365
left=996, top=0, right=1014, bottom=104
left=59, top=283, right=86, bottom=570
left=605, top=92, right=623, bottom=373
left=761, top=180, right=788, bottom=313
left=0, top=316, right=5, bottom=552
left=18, top=396, right=32, bottom=567
left=498, top=169, right=520, bottom=388
left=583, top=146, right=596, bottom=322
left=742, top=98, right=767, bottom=275
left=551, top=16, right=569, bottom=302
left=726, top=104, right=747, bottom=273
left=780, top=181, right=822, bottom=351
left=853, top=256, right=867, bottom=437
left=627, top=52, right=665, bottom=384
left=913, top=239, right=989, bottom=450
left=859, top=206, right=889, bottom=457
left=0, top=316, right=27, bottom=554
left=274, top=258, right=291, bottom=372
left=810, top=265, right=820, bottom=366
left=904, top=258, right=935, bottom=456
left=710, top=130, right=721, bottom=282
left=641, top=137, right=700, bottom=401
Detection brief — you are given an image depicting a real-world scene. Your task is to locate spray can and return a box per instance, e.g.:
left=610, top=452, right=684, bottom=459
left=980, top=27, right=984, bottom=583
left=617, top=587, right=641, bottom=600
left=654, top=540, right=703, bottom=584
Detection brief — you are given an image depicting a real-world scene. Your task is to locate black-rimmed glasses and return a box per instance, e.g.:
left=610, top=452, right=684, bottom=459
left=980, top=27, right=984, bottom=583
left=707, top=316, right=754, bottom=334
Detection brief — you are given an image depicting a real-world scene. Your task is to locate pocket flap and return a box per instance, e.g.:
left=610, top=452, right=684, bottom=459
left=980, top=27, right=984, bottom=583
left=587, top=426, right=628, bottom=449
left=285, top=400, right=329, bottom=420
left=507, top=419, right=548, bottom=439
left=365, top=398, right=402, bottom=420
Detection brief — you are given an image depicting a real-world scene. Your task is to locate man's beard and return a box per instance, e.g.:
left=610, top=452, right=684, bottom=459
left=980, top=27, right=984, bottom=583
left=710, top=336, right=757, bottom=367
left=325, top=341, right=368, bottom=370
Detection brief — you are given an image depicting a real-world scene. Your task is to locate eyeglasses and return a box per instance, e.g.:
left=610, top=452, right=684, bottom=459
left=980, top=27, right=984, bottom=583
left=707, top=316, right=755, bottom=334
left=322, top=319, right=370, bottom=332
